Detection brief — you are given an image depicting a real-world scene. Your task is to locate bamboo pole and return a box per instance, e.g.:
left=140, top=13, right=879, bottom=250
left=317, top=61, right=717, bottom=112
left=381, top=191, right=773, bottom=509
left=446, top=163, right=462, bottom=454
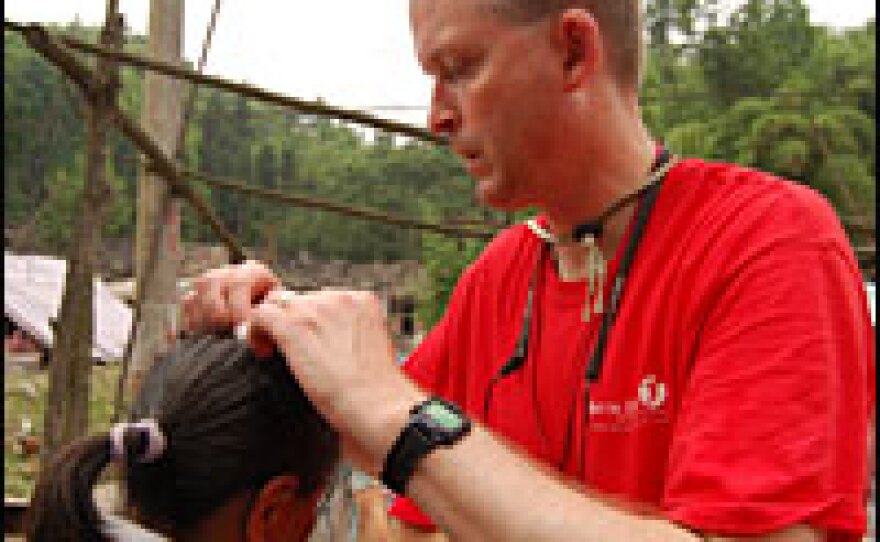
left=41, top=4, right=122, bottom=466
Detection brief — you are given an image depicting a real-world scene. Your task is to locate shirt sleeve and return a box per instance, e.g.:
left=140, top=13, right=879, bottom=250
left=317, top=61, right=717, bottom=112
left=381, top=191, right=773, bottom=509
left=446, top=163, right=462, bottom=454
left=401, top=306, right=452, bottom=393
left=401, top=258, right=485, bottom=397
left=663, top=202, right=874, bottom=537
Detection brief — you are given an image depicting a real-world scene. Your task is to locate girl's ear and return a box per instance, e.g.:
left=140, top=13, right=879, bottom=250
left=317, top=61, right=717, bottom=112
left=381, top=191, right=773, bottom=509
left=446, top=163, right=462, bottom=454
left=246, top=475, right=320, bottom=542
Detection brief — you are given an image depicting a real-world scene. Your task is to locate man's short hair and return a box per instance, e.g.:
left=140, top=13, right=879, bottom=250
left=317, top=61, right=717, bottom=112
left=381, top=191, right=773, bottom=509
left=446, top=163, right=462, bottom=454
left=485, top=0, right=644, bottom=90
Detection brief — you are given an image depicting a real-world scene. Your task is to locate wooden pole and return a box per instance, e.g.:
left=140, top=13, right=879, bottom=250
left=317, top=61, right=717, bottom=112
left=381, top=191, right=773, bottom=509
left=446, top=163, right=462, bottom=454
left=41, top=4, right=122, bottom=466
left=263, top=221, right=279, bottom=267
left=131, top=0, right=184, bottom=396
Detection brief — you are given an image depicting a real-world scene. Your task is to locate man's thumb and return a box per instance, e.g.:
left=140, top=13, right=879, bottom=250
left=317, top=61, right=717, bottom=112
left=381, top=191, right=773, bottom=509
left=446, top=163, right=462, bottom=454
left=243, top=304, right=284, bottom=359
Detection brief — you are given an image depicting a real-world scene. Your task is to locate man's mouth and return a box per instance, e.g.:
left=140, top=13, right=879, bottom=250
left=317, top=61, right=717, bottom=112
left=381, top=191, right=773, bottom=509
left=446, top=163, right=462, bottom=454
left=463, top=154, right=490, bottom=177
left=454, top=146, right=482, bottom=168
left=451, top=142, right=491, bottom=177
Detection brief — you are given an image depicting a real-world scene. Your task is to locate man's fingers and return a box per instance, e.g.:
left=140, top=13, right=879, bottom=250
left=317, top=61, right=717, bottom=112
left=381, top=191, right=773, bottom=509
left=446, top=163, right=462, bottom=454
left=227, top=284, right=255, bottom=324
left=239, top=260, right=281, bottom=301
left=245, top=260, right=282, bottom=292
left=226, top=263, right=282, bottom=324
left=202, top=279, right=232, bottom=328
left=247, top=301, right=280, bottom=334
left=247, top=292, right=329, bottom=361
left=182, top=278, right=218, bottom=331
left=247, top=301, right=290, bottom=352
left=180, top=261, right=281, bottom=333
left=181, top=291, right=202, bottom=331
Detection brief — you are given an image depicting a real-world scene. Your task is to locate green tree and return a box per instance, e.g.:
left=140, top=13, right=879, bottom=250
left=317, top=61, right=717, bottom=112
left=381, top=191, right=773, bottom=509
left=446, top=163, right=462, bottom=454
left=698, top=0, right=816, bottom=106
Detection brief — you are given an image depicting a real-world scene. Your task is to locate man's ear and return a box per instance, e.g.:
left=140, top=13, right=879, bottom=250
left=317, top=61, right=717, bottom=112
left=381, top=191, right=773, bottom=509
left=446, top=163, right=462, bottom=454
left=557, top=9, right=603, bottom=92
left=246, top=475, right=319, bottom=542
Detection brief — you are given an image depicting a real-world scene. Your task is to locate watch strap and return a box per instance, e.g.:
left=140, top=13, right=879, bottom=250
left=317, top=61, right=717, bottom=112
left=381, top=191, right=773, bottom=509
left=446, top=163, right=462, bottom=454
left=380, top=397, right=471, bottom=496
left=381, top=418, right=432, bottom=495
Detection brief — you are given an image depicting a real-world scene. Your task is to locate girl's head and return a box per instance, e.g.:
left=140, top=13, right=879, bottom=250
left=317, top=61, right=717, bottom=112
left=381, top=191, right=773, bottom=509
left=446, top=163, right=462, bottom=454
left=27, top=333, right=339, bottom=541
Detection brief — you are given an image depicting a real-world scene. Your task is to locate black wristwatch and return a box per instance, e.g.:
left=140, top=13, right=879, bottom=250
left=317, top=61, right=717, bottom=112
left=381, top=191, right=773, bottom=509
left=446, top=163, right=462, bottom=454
left=381, top=397, right=472, bottom=496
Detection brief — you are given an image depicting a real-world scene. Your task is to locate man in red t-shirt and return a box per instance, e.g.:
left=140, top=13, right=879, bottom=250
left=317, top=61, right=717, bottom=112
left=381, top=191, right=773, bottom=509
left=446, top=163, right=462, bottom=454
left=389, top=159, right=875, bottom=539
left=183, top=0, right=875, bottom=540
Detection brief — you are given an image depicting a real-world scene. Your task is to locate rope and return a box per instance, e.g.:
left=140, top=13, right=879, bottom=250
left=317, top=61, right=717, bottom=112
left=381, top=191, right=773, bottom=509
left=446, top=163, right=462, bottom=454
left=3, top=20, right=441, bottom=144
left=174, top=0, right=222, bottom=159
left=181, top=167, right=496, bottom=239
left=107, top=150, right=497, bottom=239
left=842, top=216, right=876, bottom=235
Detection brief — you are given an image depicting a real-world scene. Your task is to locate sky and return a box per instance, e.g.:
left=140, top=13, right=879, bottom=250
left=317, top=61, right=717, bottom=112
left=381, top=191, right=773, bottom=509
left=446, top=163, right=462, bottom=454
left=5, top=1, right=876, bottom=128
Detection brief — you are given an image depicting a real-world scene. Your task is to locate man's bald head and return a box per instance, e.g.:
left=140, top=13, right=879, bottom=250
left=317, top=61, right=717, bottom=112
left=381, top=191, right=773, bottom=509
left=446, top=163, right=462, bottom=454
left=480, top=0, right=644, bottom=90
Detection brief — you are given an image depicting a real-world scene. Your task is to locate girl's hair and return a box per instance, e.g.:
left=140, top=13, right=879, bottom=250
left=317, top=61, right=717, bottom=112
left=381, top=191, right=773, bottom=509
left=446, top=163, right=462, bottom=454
left=26, top=333, right=340, bottom=541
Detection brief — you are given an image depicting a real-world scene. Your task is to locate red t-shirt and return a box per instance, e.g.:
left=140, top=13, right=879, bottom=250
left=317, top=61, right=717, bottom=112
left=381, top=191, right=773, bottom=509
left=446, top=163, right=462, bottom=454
left=389, top=159, right=875, bottom=538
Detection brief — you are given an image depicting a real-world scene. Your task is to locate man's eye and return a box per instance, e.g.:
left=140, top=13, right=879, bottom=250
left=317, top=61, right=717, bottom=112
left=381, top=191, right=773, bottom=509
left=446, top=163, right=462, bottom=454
left=441, top=58, right=472, bottom=82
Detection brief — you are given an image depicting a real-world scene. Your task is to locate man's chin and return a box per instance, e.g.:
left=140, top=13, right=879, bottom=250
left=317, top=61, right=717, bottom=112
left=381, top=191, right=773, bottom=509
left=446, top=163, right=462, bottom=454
left=475, top=179, right=527, bottom=211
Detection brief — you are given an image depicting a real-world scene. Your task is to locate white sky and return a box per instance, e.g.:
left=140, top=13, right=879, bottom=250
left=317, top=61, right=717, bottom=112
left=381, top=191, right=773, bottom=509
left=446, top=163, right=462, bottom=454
left=5, top=1, right=876, bottom=128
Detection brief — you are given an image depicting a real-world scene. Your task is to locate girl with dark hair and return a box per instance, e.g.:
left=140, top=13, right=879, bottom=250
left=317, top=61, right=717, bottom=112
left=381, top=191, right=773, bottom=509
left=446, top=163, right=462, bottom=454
left=25, top=333, right=340, bottom=541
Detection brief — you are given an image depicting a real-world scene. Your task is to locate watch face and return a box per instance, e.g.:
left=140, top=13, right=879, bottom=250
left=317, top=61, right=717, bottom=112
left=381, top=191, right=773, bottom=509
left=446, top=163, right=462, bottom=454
left=424, top=401, right=465, bottom=432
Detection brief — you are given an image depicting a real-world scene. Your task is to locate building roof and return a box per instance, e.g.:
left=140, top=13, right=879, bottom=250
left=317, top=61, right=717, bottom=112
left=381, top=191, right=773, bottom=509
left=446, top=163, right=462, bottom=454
left=4, top=252, right=132, bottom=362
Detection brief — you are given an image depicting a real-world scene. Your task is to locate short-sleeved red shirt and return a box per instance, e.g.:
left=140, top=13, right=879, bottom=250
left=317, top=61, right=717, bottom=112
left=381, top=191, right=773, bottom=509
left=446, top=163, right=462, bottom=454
left=389, top=159, right=875, bottom=538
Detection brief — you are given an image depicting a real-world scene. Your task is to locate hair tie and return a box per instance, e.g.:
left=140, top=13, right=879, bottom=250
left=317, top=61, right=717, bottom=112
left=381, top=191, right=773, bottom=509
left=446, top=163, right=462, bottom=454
left=110, top=419, right=167, bottom=463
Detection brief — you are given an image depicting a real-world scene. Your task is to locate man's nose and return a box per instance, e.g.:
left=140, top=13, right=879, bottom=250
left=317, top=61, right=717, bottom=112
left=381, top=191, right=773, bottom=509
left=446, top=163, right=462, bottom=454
left=428, top=84, right=458, bottom=137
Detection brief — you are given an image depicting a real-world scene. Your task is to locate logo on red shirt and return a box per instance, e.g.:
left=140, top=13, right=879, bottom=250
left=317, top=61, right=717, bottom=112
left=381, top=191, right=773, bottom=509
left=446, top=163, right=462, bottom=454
left=588, top=374, right=670, bottom=432
left=638, top=374, right=667, bottom=410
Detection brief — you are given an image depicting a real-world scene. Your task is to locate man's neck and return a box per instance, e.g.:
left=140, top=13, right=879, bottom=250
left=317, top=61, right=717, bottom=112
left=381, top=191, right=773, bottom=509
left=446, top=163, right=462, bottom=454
left=550, top=205, right=637, bottom=282
left=544, top=133, right=655, bottom=280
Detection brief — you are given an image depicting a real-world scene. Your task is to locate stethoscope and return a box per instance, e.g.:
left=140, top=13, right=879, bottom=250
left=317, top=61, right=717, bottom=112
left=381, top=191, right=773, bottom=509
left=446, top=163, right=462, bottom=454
left=482, top=148, right=677, bottom=425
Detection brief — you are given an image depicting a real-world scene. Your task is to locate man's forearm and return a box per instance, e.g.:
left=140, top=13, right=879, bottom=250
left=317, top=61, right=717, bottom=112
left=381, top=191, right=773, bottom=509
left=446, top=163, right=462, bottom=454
left=354, top=379, right=698, bottom=542
left=406, top=422, right=698, bottom=541
left=342, top=377, right=822, bottom=542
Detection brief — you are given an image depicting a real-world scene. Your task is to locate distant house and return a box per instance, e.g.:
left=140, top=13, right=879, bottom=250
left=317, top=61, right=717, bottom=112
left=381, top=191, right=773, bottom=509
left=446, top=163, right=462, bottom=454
left=4, top=252, right=133, bottom=365
left=104, top=245, right=429, bottom=357
left=274, top=255, right=427, bottom=356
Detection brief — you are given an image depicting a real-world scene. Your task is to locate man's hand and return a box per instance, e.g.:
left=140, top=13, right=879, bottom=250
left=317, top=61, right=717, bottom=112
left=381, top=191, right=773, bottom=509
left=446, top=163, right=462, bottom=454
left=247, top=289, right=424, bottom=473
left=181, top=260, right=280, bottom=332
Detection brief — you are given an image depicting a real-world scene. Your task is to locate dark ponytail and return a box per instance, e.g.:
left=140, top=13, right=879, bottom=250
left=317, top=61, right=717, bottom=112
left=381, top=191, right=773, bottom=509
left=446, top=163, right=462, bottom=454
left=26, top=434, right=114, bottom=542
left=26, top=333, right=339, bottom=540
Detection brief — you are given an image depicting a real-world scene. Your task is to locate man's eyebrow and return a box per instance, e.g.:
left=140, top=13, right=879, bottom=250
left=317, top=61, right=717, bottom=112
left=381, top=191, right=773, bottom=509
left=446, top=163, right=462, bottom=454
left=420, top=47, right=457, bottom=77
left=418, top=26, right=465, bottom=70
left=419, top=46, right=442, bottom=70
left=476, top=1, right=515, bottom=20
left=419, top=40, right=450, bottom=71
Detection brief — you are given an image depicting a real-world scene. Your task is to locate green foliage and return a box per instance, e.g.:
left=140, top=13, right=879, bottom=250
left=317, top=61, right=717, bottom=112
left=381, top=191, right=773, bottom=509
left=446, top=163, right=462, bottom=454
left=417, top=234, right=487, bottom=329
left=643, top=0, right=875, bottom=220
left=698, top=0, right=816, bottom=106
left=5, top=365, right=123, bottom=499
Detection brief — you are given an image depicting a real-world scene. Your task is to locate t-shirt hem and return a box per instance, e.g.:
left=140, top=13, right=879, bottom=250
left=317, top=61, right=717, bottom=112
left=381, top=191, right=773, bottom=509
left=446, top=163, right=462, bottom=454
left=664, top=498, right=866, bottom=538
left=388, top=496, right=438, bottom=531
